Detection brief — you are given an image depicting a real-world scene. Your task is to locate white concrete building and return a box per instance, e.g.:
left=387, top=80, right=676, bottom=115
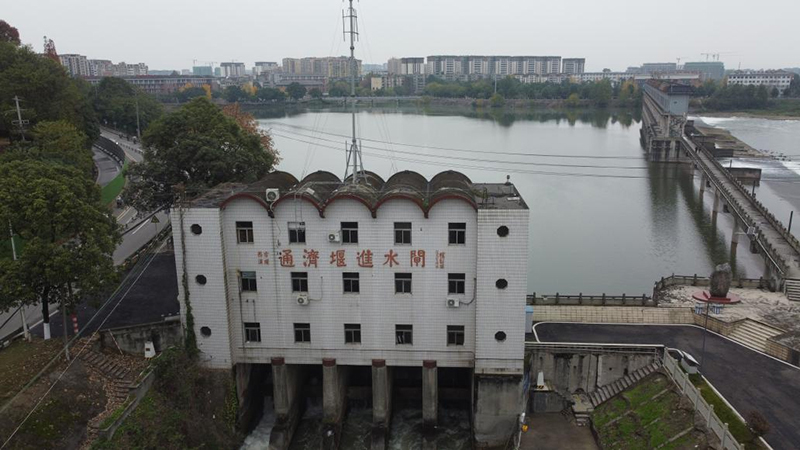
left=59, top=54, right=90, bottom=77
left=727, top=70, right=793, bottom=94
left=220, top=62, right=247, bottom=78
left=171, top=170, right=529, bottom=448
left=562, top=58, right=586, bottom=74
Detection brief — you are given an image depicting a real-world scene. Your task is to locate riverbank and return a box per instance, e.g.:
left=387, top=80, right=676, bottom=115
left=692, top=99, right=800, bottom=120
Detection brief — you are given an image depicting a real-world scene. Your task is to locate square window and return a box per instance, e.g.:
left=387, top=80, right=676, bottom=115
left=244, top=322, right=261, bottom=342
left=448, top=273, right=466, bottom=294
left=343, top=272, right=360, bottom=293
left=236, top=221, right=254, bottom=244
left=241, top=271, right=257, bottom=292
left=288, top=221, right=306, bottom=244
left=344, top=324, right=361, bottom=344
left=395, top=324, right=413, bottom=345
left=448, top=222, right=466, bottom=244
left=291, top=272, right=308, bottom=292
left=447, top=325, right=465, bottom=346
left=394, top=222, right=412, bottom=245
left=341, top=222, right=358, bottom=244
left=395, top=273, right=412, bottom=294
left=294, top=323, right=311, bottom=343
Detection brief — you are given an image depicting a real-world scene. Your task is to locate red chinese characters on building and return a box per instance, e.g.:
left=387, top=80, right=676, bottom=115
left=383, top=249, right=399, bottom=267
left=357, top=250, right=374, bottom=268
left=410, top=250, right=426, bottom=267
left=435, top=251, right=445, bottom=269
left=303, top=249, right=319, bottom=268
left=330, top=250, right=346, bottom=267
left=279, top=249, right=295, bottom=267
left=257, top=251, right=270, bottom=265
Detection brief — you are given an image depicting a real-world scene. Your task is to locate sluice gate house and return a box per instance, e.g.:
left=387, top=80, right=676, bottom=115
left=171, top=169, right=530, bottom=448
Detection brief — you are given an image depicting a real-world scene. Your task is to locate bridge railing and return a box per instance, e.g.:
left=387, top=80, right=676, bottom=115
left=526, top=293, right=653, bottom=306
left=96, top=135, right=126, bottom=165
left=653, top=274, right=768, bottom=293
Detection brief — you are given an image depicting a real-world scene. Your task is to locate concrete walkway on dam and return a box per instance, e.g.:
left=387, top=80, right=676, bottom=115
left=533, top=322, right=800, bottom=450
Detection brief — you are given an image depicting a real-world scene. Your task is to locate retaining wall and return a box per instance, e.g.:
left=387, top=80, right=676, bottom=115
left=100, top=319, right=182, bottom=356
left=532, top=306, right=694, bottom=324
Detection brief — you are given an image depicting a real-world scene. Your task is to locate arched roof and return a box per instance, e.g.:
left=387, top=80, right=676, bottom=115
left=430, top=170, right=472, bottom=192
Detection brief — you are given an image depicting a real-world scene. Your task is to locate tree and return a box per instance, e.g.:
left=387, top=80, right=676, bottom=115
left=223, top=85, right=248, bottom=103
left=256, top=87, right=286, bottom=102
left=489, top=93, right=506, bottom=108
left=589, top=80, right=613, bottom=107
left=286, top=82, right=307, bottom=101
left=565, top=93, right=581, bottom=108
left=1, top=120, right=94, bottom=176
left=309, top=88, right=323, bottom=100
left=123, top=98, right=276, bottom=212
left=0, top=42, right=98, bottom=143
left=222, top=103, right=280, bottom=165
left=92, top=77, right=162, bottom=136
left=0, top=160, right=119, bottom=339
left=0, top=20, right=20, bottom=45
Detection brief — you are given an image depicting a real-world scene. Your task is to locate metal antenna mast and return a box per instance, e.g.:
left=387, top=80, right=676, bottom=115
left=343, top=0, right=365, bottom=184
left=10, top=96, right=29, bottom=142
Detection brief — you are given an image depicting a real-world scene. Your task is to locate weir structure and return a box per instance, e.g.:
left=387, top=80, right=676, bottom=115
left=641, top=80, right=800, bottom=299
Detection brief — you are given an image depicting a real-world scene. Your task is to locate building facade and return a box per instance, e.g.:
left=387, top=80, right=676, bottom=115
left=281, top=57, right=362, bottom=78
left=726, top=70, right=793, bottom=94
left=641, top=62, right=678, bottom=74
left=171, top=170, right=529, bottom=447
left=220, top=62, right=247, bottom=78
left=427, top=55, right=569, bottom=81
left=682, top=61, right=725, bottom=81
left=387, top=57, right=401, bottom=75
left=562, top=58, right=586, bottom=74
left=85, top=75, right=215, bottom=95
left=59, top=54, right=91, bottom=77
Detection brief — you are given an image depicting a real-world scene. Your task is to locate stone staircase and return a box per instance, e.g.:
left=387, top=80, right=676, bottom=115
left=588, top=362, right=661, bottom=408
left=785, top=278, right=800, bottom=302
left=728, top=319, right=784, bottom=353
left=80, top=349, right=132, bottom=381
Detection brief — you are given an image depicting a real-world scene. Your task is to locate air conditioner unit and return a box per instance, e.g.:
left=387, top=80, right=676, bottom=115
left=447, top=298, right=460, bottom=308
left=328, top=231, right=341, bottom=243
left=296, top=295, right=309, bottom=306
left=265, top=188, right=280, bottom=203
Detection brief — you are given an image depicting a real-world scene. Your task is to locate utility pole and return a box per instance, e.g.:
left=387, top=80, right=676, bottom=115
left=8, top=221, right=30, bottom=342
left=10, top=96, right=29, bottom=142
left=342, top=0, right=365, bottom=184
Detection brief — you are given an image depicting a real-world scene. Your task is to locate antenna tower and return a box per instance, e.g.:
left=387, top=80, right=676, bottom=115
left=342, top=0, right=365, bottom=184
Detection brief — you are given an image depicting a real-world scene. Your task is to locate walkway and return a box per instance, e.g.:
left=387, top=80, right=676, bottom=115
left=533, top=322, right=800, bottom=450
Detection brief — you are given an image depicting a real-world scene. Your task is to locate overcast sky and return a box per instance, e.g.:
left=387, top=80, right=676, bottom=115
left=5, top=0, right=798, bottom=72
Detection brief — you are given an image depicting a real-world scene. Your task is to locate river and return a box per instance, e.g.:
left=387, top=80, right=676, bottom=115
left=259, top=107, right=771, bottom=295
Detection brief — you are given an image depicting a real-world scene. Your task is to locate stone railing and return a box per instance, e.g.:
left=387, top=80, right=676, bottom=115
left=653, top=274, right=767, bottom=294
left=526, top=293, right=653, bottom=307
left=662, top=353, right=744, bottom=450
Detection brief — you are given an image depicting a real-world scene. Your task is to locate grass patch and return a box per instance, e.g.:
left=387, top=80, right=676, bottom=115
left=593, top=396, right=628, bottom=428
left=688, top=375, right=765, bottom=448
left=623, top=374, right=667, bottom=409
left=100, top=161, right=127, bottom=206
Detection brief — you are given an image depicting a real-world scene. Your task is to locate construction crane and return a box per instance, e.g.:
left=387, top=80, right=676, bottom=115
left=676, top=56, right=689, bottom=67
left=701, top=52, right=736, bottom=62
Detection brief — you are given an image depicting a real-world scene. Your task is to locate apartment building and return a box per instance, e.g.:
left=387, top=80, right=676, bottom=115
left=220, top=62, right=247, bottom=78
left=726, top=70, right=793, bottom=94
left=562, top=58, right=586, bottom=74
left=59, top=54, right=91, bottom=77
left=281, top=56, right=362, bottom=78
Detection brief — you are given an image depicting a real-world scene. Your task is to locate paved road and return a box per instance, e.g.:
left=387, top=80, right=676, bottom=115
left=93, top=148, right=120, bottom=186
left=534, top=322, right=800, bottom=450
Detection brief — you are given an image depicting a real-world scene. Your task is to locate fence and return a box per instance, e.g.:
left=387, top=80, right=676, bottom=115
left=526, top=293, right=653, bottom=307
left=662, top=353, right=744, bottom=450
left=653, top=274, right=767, bottom=295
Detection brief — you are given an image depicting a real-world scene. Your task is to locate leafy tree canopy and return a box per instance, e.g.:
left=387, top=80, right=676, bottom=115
left=0, top=20, right=20, bottom=45
left=286, top=82, right=307, bottom=101
left=1, top=120, right=93, bottom=176
left=92, top=77, right=163, bottom=136
left=123, top=98, right=276, bottom=211
left=0, top=160, right=120, bottom=317
left=0, top=41, right=98, bottom=143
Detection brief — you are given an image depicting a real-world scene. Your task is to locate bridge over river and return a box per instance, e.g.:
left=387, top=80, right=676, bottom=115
left=641, top=80, right=800, bottom=300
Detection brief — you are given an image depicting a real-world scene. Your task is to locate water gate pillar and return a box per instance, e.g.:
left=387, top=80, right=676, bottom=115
left=731, top=221, right=740, bottom=258
left=473, top=374, right=524, bottom=448
left=269, top=358, right=305, bottom=450
left=712, top=189, right=721, bottom=223
left=371, top=359, right=393, bottom=450
left=422, top=360, right=438, bottom=428
left=322, top=358, right=349, bottom=449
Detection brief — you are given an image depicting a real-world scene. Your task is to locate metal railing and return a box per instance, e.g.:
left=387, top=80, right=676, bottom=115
left=526, top=293, right=653, bottom=306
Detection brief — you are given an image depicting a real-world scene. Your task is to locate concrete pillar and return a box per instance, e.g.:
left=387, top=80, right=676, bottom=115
left=473, top=374, right=524, bottom=449
left=322, top=358, right=349, bottom=450
left=422, top=360, right=438, bottom=429
left=371, top=359, right=393, bottom=450
left=700, top=174, right=706, bottom=194
left=270, top=358, right=304, bottom=450
left=731, top=221, right=740, bottom=258
left=712, top=189, right=720, bottom=223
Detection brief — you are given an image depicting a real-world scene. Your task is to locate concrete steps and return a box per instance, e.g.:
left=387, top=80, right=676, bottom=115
left=785, top=279, right=800, bottom=302
left=728, top=319, right=783, bottom=353
left=588, top=362, right=661, bottom=408
left=79, top=349, right=130, bottom=381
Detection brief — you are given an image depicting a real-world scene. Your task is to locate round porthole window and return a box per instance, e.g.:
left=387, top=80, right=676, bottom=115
left=496, top=279, right=508, bottom=289
left=196, top=275, right=207, bottom=285
left=190, top=224, right=203, bottom=235
left=495, top=331, right=507, bottom=342
left=497, top=226, right=509, bottom=237
left=200, top=326, right=211, bottom=337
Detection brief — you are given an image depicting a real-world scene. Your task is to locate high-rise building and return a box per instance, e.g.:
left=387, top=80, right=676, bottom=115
left=59, top=54, right=91, bottom=77
left=562, top=58, right=586, bottom=74
left=193, top=66, right=214, bottom=76
left=682, top=62, right=725, bottom=81
left=426, top=55, right=568, bottom=80
left=253, top=62, right=279, bottom=77
left=400, top=57, right=425, bottom=75
left=281, top=57, right=361, bottom=78
left=387, top=58, right=401, bottom=75
left=641, top=63, right=677, bottom=74
left=220, top=62, right=247, bottom=78
left=88, top=59, right=114, bottom=77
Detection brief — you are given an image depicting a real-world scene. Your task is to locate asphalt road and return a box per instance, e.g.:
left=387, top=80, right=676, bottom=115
left=534, top=323, right=800, bottom=450
left=93, top=148, right=120, bottom=186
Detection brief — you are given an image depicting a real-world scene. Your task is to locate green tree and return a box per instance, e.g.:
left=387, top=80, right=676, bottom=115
left=489, top=93, right=506, bottom=108
left=92, top=77, right=162, bottom=137
left=223, top=85, right=249, bottom=103
left=0, top=20, right=20, bottom=45
left=309, top=88, right=323, bottom=100
left=256, top=87, right=286, bottom=102
left=565, top=93, right=581, bottom=107
left=123, top=98, right=276, bottom=211
left=1, top=120, right=94, bottom=176
left=286, top=82, right=307, bottom=101
left=0, top=42, right=98, bottom=143
left=0, top=160, right=119, bottom=338
left=589, top=80, right=613, bottom=107
left=786, top=74, right=800, bottom=97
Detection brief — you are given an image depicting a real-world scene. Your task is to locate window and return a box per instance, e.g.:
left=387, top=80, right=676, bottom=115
left=236, top=221, right=254, bottom=243
left=244, top=322, right=261, bottom=342
left=294, top=323, right=311, bottom=343
left=344, top=324, right=361, bottom=344
left=447, top=325, right=465, bottom=346
left=190, top=224, right=202, bottom=235
left=394, top=222, right=412, bottom=245
left=288, top=221, right=306, bottom=244
left=497, top=225, right=509, bottom=237
left=341, top=222, right=358, bottom=244
left=395, top=324, right=413, bottom=345
left=195, top=275, right=207, bottom=285
left=291, top=272, right=308, bottom=292
left=448, top=273, right=466, bottom=294
left=200, top=326, right=211, bottom=337
left=395, top=273, right=412, bottom=294
left=496, top=279, right=508, bottom=289
left=343, top=272, right=360, bottom=293
left=448, top=222, right=466, bottom=244
left=495, top=331, right=507, bottom=342
left=240, top=271, right=257, bottom=292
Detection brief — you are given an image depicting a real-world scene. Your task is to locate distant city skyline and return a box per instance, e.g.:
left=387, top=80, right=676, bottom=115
left=5, top=0, right=798, bottom=72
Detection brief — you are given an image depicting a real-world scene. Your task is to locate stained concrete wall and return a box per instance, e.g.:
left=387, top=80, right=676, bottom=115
left=529, top=350, right=657, bottom=397
left=473, top=375, right=524, bottom=448
left=100, top=320, right=182, bottom=356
